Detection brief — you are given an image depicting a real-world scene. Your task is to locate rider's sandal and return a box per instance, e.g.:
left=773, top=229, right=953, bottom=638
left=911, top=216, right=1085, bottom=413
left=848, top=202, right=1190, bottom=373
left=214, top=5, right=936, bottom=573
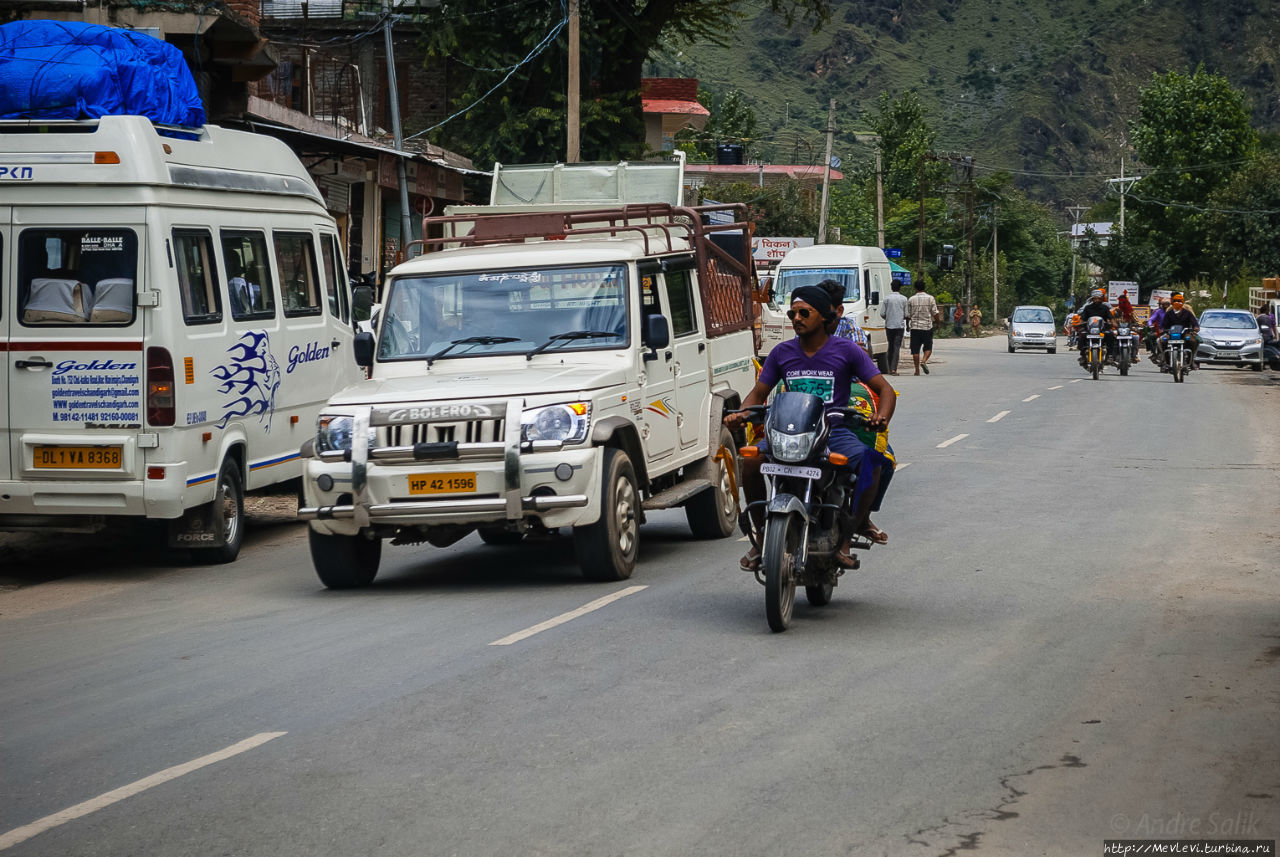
left=859, top=523, right=889, bottom=545
left=740, top=547, right=761, bottom=572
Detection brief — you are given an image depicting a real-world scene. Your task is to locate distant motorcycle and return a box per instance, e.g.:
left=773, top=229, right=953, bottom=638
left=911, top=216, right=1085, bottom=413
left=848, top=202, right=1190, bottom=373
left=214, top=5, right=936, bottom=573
left=1112, top=320, right=1133, bottom=376
left=738, top=392, right=875, bottom=633
left=1162, top=325, right=1190, bottom=383
left=1084, top=317, right=1107, bottom=380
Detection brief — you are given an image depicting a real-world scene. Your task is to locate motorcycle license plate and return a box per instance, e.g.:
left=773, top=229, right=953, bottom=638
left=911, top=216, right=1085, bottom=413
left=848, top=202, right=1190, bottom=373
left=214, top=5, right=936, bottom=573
left=760, top=462, right=822, bottom=479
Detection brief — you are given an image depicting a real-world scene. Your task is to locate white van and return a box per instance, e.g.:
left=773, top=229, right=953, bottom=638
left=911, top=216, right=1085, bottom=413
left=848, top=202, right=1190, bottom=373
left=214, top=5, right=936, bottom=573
left=758, top=244, right=893, bottom=369
left=1, top=115, right=362, bottom=561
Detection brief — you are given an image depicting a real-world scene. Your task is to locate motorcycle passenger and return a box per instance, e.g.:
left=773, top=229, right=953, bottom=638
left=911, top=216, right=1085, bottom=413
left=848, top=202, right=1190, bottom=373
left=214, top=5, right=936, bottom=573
left=1160, top=291, right=1201, bottom=370
left=1146, top=297, right=1171, bottom=363
left=726, top=285, right=897, bottom=570
left=1076, top=289, right=1115, bottom=366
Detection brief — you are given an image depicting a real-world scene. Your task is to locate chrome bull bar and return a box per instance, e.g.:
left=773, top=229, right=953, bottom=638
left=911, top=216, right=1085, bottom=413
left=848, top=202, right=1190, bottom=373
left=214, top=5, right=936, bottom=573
left=300, top=399, right=588, bottom=525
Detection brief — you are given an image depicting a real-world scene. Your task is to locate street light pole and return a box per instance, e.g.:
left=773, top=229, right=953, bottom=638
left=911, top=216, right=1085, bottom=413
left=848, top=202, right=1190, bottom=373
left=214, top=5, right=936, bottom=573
left=817, top=99, right=836, bottom=244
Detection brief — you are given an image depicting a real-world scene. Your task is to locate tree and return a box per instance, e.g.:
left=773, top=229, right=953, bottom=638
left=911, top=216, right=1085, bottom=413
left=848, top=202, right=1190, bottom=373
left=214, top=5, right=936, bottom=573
left=1205, top=152, right=1280, bottom=277
left=1075, top=229, right=1175, bottom=296
left=1127, top=66, right=1257, bottom=278
left=869, top=91, right=948, bottom=200
left=697, top=180, right=818, bottom=237
left=675, top=89, right=759, bottom=160
left=419, top=1, right=830, bottom=167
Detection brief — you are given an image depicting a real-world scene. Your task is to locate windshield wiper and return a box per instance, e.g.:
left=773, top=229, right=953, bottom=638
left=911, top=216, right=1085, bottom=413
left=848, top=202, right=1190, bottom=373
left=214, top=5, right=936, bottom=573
left=525, top=330, right=616, bottom=361
left=425, top=335, right=520, bottom=367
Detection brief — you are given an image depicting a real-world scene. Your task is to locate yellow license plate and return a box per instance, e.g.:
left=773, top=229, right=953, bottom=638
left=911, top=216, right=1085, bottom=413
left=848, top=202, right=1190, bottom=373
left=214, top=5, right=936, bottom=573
left=33, top=445, right=123, bottom=469
left=408, top=472, right=477, bottom=495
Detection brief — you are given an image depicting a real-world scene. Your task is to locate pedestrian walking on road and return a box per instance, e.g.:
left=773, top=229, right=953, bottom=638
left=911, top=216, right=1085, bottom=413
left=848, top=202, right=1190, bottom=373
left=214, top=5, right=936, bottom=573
left=968, top=304, right=983, bottom=337
left=907, top=280, right=941, bottom=375
left=952, top=304, right=965, bottom=337
left=882, top=278, right=909, bottom=375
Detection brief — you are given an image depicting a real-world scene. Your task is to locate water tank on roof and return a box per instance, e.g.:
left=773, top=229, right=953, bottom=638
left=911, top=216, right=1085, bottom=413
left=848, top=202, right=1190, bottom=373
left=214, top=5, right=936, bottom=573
left=716, top=144, right=744, bottom=165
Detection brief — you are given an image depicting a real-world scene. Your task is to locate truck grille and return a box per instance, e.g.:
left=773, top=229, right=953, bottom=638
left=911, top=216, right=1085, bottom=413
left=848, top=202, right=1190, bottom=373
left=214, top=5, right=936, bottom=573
left=380, top=419, right=506, bottom=446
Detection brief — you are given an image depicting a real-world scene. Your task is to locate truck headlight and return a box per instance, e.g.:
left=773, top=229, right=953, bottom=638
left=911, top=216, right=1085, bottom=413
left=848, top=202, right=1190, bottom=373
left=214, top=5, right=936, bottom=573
left=317, top=415, right=376, bottom=452
left=522, top=403, right=591, bottom=444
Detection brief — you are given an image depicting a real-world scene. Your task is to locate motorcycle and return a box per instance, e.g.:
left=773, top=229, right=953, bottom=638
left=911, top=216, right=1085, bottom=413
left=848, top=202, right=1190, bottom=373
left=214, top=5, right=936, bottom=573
left=1162, top=324, right=1190, bottom=383
left=738, top=392, right=874, bottom=633
left=1084, top=317, right=1107, bottom=380
left=1113, top=320, right=1133, bottom=376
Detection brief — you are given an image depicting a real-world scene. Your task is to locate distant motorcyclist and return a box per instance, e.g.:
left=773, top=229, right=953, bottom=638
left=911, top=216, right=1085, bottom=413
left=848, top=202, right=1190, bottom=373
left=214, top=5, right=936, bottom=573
left=1076, top=289, right=1114, bottom=366
left=1160, top=291, right=1201, bottom=370
left=1146, top=297, right=1171, bottom=363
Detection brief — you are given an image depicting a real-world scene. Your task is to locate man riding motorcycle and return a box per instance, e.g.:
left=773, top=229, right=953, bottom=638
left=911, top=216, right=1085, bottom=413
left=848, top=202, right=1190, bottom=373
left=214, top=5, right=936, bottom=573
left=1159, top=291, right=1201, bottom=370
left=725, top=285, right=897, bottom=571
left=1076, top=289, right=1115, bottom=366
left=1146, top=297, right=1171, bottom=363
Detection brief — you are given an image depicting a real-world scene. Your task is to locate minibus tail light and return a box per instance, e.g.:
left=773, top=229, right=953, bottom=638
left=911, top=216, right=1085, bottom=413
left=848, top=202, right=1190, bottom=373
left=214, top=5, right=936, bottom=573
left=147, top=347, right=176, bottom=426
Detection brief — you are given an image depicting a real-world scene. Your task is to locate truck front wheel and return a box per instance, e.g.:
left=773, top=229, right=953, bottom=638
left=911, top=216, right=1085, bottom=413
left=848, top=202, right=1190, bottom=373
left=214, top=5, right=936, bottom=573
left=574, top=448, right=638, bottom=581
left=311, top=528, right=382, bottom=589
left=685, top=427, right=738, bottom=539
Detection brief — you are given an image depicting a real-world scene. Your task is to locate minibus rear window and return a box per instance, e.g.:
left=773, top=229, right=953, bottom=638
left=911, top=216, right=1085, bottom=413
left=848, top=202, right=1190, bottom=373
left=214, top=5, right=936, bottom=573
left=173, top=229, right=223, bottom=325
left=275, top=231, right=322, bottom=318
left=221, top=231, right=275, bottom=322
left=17, top=229, right=138, bottom=326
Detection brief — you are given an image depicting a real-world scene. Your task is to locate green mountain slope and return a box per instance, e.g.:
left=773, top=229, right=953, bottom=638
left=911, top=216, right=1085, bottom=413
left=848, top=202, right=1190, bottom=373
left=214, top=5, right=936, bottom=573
left=654, top=0, right=1280, bottom=204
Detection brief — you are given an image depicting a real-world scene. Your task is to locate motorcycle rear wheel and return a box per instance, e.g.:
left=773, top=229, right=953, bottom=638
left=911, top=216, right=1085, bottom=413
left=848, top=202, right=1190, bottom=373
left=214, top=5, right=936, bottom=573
left=763, top=513, right=802, bottom=632
left=805, top=583, right=834, bottom=606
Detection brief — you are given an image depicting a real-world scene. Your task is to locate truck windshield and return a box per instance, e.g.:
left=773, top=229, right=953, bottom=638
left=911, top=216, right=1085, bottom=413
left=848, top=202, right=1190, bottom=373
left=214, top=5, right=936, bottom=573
left=772, top=267, right=859, bottom=308
left=377, top=264, right=629, bottom=361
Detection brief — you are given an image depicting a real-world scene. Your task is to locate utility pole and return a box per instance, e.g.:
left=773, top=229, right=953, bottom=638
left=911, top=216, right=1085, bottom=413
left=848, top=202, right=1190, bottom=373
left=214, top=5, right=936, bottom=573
left=1067, top=204, right=1088, bottom=303
left=817, top=98, right=836, bottom=244
left=992, top=201, right=999, bottom=321
left=566, top=0, right=580, bottom=163
left=1106, top=158, right=1141, bottom=233
left=853, top=132, right=884, bottom=247
left=917, top=156, right=926, bottom=282
left=382, top=0, right=412, bottom=264
left=964, top=157, right=975, bottom=308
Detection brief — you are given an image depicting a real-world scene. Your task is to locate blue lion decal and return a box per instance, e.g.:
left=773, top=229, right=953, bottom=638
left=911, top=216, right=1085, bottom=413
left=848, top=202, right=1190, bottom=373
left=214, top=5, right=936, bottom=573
left=211, top=330, right=282, bottom=431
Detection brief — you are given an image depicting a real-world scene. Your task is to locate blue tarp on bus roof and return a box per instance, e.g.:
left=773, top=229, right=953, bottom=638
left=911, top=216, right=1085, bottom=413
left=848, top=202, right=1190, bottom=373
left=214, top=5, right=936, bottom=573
left=0, top=20, right=205, bottom=127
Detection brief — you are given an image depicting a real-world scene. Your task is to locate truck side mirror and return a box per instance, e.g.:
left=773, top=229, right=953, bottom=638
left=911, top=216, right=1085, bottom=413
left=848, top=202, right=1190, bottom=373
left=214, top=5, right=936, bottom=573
left=354, top=331, right=375, bottom=367
left=352, top=283, right=375, bottom=322
left=642, top=315, right=670, bottom=361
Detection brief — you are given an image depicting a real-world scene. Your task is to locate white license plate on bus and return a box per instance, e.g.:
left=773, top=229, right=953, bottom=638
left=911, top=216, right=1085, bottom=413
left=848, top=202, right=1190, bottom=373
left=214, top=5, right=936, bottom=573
left=760, top=462, right=822, bottom=479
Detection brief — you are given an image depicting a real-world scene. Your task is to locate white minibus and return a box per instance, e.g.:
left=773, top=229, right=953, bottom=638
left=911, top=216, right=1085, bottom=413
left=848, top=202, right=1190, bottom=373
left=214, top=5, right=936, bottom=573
left=758, top=244, right=894, bottom=369
left=1, top=115, right=362, bottom=561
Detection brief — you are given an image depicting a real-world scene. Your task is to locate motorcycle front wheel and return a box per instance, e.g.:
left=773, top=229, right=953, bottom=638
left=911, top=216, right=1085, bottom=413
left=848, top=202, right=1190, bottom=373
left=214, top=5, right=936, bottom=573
left=1090, top=347, right=1101, bottom=379
left=763, top=512, right=803, bottom=632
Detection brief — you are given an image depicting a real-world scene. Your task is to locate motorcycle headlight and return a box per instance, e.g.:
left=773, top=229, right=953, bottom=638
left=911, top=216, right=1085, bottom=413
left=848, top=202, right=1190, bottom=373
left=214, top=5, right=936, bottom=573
left=767, top=428, right=816, bottom=463
left=317, top=415, right=376, bottom=452
left=522, top=402, right=591, bottom=444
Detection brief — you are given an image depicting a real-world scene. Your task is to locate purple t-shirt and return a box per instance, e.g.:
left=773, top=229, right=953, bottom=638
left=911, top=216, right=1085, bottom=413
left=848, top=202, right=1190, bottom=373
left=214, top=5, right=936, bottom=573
left=758, top=336, right=880, bottom=410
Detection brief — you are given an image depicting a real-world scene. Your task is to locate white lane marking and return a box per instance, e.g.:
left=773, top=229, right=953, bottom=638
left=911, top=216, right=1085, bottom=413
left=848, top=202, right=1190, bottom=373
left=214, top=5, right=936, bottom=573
left=1070, top=379, right=1081, bottom=383
left=936, top=434, right=969, bottom=448
left=0, top=732, right=286, bottom=852
left=895, top=462, right=911, bottom=470
left=738, top=535, right=750, bottom=542
left=988, top=410, right=1011, bottom=423
left=490, top=586, right=647, bottom=646
left=1048, top=385, right=1063, bottom=390
left=1022, top=394, right=1040, bottom=402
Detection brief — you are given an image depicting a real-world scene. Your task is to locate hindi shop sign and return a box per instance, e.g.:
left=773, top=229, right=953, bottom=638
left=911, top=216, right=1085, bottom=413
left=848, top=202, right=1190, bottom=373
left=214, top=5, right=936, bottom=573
left=752, top=236, right=814, bottom=264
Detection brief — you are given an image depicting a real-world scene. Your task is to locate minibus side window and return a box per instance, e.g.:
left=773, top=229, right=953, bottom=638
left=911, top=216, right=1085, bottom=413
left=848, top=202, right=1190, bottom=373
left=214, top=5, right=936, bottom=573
left=17, top=228, right=138, bottom=326
left=274, top=231, right=322, bottom=318
left=220, top=231, right=275, bottom=321
left=173, top=229, right=222, bottom=325
left=319, top=233, right=350, bottom=323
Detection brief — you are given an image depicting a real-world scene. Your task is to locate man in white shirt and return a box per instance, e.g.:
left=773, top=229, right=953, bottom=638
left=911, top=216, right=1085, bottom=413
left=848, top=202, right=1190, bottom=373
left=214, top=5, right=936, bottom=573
left=906, top=279, right=941, bottom=375
left=881, top=278, right=909, bottom=375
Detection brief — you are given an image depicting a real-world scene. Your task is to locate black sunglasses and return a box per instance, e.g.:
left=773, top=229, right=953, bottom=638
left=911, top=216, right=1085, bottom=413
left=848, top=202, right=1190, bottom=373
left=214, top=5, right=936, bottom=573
left=786, top=308, right=813, bottom=320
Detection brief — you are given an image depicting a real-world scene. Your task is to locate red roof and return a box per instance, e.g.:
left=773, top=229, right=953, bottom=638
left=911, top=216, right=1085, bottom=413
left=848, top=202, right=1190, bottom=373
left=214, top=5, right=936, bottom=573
left=641, top=78, right=708, bottom=116
left=684, top=164, right=844, bottom=181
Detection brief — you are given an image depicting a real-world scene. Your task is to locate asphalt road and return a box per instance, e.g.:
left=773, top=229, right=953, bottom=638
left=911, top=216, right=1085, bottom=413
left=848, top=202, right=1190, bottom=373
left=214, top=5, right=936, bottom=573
left=1, top=335, right=1277, bottom=857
